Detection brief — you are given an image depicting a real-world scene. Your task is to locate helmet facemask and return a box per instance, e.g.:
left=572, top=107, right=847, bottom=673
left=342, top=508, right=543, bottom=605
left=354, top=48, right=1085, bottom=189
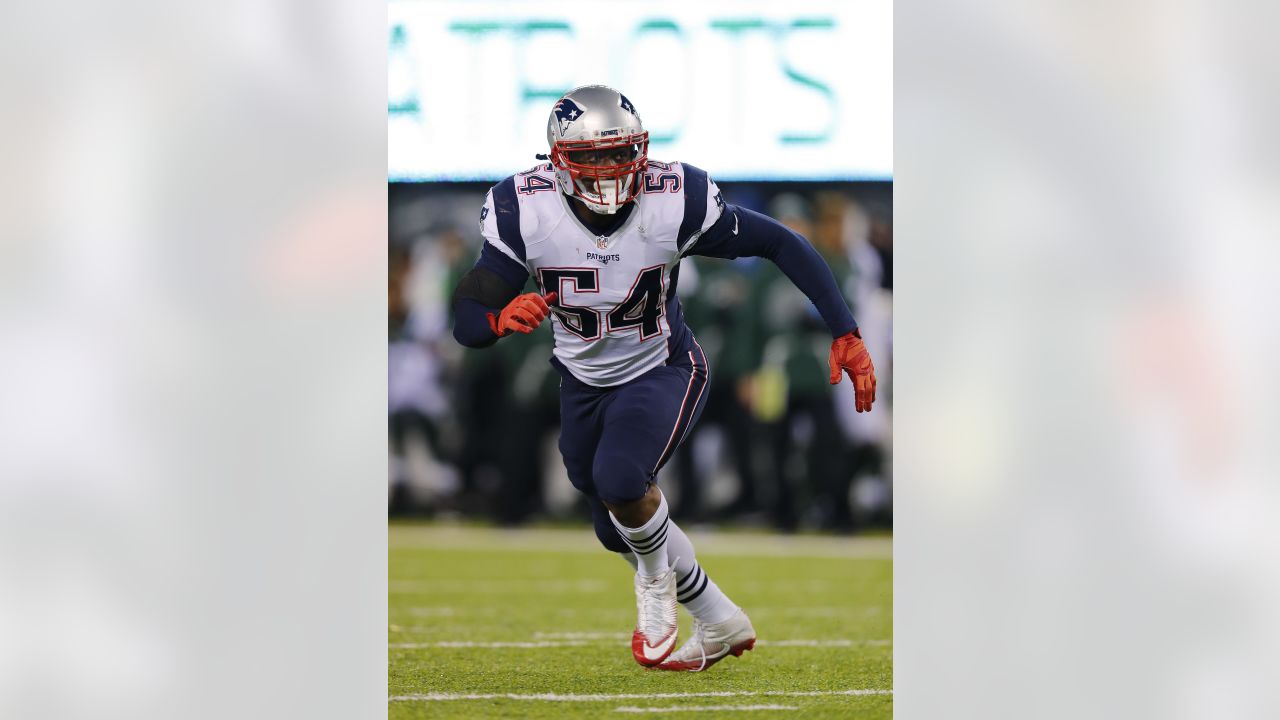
left=551, top=133, right=649, bottom=215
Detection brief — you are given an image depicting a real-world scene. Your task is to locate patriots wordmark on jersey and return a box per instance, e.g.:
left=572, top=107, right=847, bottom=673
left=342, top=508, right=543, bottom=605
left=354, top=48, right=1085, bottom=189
left=479, top=159, right=722, bottom=387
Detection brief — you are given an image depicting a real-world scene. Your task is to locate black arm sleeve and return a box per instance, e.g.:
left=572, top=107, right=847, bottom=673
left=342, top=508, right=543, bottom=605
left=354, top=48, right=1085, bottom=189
left=451, top=264, right=522, bottom=310
left=450, top=266, right=522, bottom=348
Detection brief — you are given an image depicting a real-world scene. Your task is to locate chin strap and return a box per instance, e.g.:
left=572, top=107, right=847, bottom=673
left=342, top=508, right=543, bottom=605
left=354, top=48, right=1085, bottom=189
left=572, top=178, right=624, bottom=215
left=585, top=198, right=620, bottom=215
left=585, top=175, right=635, bottom=215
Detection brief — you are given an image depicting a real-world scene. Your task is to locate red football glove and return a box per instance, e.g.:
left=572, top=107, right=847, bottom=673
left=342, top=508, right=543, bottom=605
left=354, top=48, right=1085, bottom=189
left=487, top=292, right=557, bottom=337
left=829, top=329, right=877, bottom=413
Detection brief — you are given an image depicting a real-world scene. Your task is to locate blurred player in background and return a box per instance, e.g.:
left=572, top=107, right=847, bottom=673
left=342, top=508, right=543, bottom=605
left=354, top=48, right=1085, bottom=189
left=450, top=85, right=876, bottom=671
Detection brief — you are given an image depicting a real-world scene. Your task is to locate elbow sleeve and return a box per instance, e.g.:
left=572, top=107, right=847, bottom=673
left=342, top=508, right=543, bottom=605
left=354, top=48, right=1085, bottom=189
left=451, top=267, right=522, bottom=348
left=453, top=299, right=499, bottom=348
left=451, top=266, right=521, bottom=311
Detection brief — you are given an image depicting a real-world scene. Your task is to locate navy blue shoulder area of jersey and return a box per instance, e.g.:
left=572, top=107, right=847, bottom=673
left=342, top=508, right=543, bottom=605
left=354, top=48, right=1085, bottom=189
left=677, top=163, right=709, bottom=247
left=491, top=175, right=526, bottom=262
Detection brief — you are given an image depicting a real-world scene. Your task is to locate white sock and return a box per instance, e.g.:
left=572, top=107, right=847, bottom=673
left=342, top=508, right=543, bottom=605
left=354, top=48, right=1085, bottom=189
left=609, top=491, right=671, bottom=576
left=665, top=521, right=739, bottom=625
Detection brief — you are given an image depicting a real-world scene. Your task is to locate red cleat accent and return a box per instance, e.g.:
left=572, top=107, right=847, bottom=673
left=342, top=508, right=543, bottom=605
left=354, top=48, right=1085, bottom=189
left=657, top=636, right=756, bottom=672
left=656, top=609, right=756, bottom=672
left=632, top=627, right=677, bottom=667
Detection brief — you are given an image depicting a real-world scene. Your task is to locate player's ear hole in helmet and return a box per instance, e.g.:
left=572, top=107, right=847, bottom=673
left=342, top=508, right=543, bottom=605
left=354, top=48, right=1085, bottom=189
left=546, top=85, right=649, bottom=215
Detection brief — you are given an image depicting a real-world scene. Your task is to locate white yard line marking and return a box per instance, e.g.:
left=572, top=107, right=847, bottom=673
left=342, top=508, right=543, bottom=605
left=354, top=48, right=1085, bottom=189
left=391, top=637, right=890, bottom=649
left=391, top=579, right=610, bottom=593
left=760, top=639, right=891, bottom=647
left=390, top=525, right=891, bottom=559
left=388, top=690, right=893, bottom=702
left=615, top=705, right=799, bottom=713
left=761, top=640, right=851, bottom=647
left=534, top=631, right=630, bottom=640
left=529, top=633, right=886, bottom=646
left=402, top=607, right=457, bottom=617
left=390, top=641, right=590, bottom=649
left=737, top=606, right=883, bottom=618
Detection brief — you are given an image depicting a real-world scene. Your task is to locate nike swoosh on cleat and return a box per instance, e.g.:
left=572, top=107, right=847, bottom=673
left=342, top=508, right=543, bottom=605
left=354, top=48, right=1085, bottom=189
left=641, top=633, right=677, bottom=662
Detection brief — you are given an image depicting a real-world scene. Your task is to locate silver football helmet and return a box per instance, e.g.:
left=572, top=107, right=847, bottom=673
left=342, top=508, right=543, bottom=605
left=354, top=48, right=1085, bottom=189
left=546, top=85, right=649, bottom=215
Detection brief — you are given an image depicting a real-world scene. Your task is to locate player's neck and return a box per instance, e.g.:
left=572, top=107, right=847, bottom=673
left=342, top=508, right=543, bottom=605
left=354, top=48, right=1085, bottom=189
left=568, top=196, right=633, bottom=236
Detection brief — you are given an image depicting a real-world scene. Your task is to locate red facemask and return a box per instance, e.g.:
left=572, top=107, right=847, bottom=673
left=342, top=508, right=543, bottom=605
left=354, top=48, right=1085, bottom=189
left=550, top=132, right=649, bottom=212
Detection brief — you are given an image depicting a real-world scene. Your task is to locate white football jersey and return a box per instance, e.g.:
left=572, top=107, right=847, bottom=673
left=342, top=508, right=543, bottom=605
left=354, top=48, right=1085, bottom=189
left=480, top=160, right=723, bottom=387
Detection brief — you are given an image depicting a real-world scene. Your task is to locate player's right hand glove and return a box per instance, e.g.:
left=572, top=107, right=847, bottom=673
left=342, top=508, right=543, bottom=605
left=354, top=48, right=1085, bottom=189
left=487, top=292, right=557, bottom=337
left=829, top=329, right=877, bottom=413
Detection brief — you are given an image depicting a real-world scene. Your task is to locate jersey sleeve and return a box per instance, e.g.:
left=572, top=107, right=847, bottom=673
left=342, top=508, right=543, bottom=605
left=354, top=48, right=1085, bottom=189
left=452, top=184, right=532, bottom=348
left=479, top=181, right=531, bottom=283
left=675, top=164, right=726, bottom=257
left=686, top=203, right=858, bottom=338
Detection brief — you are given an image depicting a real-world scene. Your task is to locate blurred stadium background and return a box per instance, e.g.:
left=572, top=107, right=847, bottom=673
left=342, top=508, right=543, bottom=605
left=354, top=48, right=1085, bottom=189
left=388, top=0, right=892, bottom=534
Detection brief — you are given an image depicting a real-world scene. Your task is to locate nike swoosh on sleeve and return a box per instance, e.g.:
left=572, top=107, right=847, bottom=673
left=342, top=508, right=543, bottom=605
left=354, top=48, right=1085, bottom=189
left=732, top=213, right=739, bottom=235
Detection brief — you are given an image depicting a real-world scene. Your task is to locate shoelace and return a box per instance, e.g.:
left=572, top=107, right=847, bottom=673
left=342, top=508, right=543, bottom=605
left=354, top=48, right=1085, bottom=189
left=680, top=621, right=710, bottom=671
left=637, top=573, right=677, bottom=637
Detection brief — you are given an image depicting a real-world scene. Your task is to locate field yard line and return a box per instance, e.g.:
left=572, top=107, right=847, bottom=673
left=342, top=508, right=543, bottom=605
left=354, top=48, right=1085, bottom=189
left=764, top=640, right=858, bottom=647
left=390, top=525, right=890, bottom=559
left=390, top=641, right=590, bottom=648
left=534, top=631, right=630, bottom=639
left=615, top=705, right=799, bottom=713
left=530, top=632, right=890, bottom=646
left=391, top=579, right=610, bottom=593
left=390, top=638, right=890, bottom=649
left=388, top=689, right=893, bottom=702
left=757, top=639, right=891, bottom=647
left=746, top=605, right=883, bottom=617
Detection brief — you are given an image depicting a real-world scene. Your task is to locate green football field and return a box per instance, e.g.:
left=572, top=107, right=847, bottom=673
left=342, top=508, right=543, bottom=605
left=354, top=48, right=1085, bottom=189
left=389, top=523, right=892, bottom=719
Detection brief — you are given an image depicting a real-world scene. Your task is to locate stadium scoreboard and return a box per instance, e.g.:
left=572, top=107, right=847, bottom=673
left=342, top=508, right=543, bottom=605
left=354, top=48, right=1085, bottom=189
left=389, top=0, right=892, bottom=182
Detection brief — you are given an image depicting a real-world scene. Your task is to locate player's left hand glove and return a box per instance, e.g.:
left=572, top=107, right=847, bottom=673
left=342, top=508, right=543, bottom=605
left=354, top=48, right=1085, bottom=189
left=829, top=329, right=876, bottom=413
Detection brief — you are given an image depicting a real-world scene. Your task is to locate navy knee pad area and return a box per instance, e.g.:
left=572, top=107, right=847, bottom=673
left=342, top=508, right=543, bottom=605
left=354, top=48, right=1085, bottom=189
left=589, top=500, right=631, bottom=553
left=591, top=450, right=653, bottom=507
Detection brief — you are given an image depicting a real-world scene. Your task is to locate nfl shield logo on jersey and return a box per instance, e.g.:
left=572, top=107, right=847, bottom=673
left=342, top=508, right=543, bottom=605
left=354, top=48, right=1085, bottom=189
left=554, top=98, right=586, bottom=134
left=594, top=235, right=610, bottom=250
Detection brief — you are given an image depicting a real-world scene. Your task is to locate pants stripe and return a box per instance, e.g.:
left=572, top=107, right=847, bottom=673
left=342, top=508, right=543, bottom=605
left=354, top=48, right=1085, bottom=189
left=674, top=339, right=710, bottom=449
left=652, top=345, right=708, bottom=475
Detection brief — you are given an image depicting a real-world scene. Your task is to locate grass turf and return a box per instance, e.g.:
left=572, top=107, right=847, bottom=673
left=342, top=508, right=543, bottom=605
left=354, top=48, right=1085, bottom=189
left=389, top=523, right=892, bottom=719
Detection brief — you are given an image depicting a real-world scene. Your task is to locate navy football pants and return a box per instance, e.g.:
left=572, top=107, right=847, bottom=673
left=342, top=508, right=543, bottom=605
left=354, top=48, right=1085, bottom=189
left=555, top=340, right=709, bottom=553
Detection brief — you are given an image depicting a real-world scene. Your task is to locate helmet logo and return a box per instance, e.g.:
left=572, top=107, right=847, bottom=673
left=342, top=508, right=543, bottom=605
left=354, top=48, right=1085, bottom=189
left=553, top=98, right=586, bottom=135
left=618, top=94, right=639, bottom=119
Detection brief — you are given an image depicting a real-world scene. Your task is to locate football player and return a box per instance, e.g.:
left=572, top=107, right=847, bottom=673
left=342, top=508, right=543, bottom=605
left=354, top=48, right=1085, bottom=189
left=451, top=85, right=876, bottom=672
